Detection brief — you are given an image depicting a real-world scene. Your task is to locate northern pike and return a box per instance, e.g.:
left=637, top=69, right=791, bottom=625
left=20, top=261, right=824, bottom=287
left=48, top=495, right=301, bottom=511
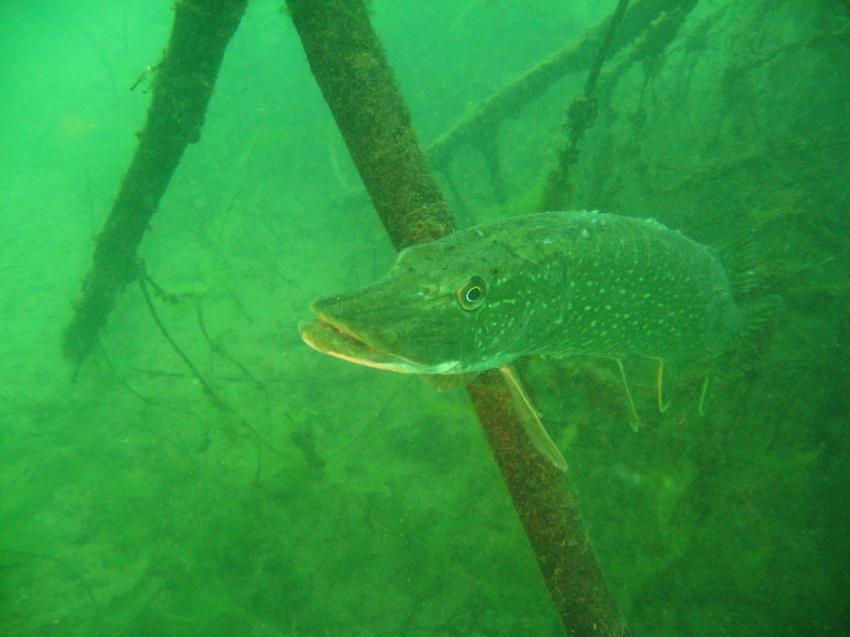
left=300, top=211, right=743, bottom=470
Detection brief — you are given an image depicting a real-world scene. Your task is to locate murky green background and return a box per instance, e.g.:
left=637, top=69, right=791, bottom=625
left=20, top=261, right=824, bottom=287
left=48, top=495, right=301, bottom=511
left=1, top=1, right=848, bottom=635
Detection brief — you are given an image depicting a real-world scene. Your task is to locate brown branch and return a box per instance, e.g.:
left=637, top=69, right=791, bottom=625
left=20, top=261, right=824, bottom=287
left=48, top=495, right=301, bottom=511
left=467, top=372, right=628, bottom=636
left=426, top=0, right=695, bottom=176
left=62, top=0, right=248, bottom=371
left=286, top=1, right=628, bottom=634
left=426, top=0, right=693, bottom=204
left=285, top=1, right=452, bottom=251
left=138, top=272, right=230, bottom=413
left=539, top=0, right=632, bottom=212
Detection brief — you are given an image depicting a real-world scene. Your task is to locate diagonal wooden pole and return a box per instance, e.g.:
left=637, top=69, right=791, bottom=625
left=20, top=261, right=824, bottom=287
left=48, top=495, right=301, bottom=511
left=62, top=0, right=248, bottom=371
left=285, top=1, right=628, bottom=635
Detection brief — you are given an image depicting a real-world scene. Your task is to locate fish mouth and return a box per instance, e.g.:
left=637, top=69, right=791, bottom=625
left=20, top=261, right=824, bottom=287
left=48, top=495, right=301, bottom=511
left=299, top=309, right=463, bottom=375
left=298, top=312, right=424, bottom=374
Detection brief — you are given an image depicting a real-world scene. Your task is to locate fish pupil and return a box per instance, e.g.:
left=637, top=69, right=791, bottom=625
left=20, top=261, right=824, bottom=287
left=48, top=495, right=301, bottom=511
left=457, top=275, right=487, bottom=310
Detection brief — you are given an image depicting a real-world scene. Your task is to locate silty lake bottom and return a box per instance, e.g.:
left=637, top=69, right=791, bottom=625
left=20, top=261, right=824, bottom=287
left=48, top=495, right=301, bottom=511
left=0, top=1, right=848, bottom=635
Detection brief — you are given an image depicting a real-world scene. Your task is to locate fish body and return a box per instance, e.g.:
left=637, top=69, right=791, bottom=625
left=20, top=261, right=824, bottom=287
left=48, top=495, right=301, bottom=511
left=300, top=211, right=743, bottom=470
left=301, top=211, right=742, bottom=374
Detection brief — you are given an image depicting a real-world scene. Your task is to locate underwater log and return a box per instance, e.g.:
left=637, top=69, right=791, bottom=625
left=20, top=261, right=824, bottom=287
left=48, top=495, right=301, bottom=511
left=427, top=0, right=693, bottom=176
left=286, top=0, right=453, bottom=251
left=286, top=1, right=628, bottom=635
left=62, top=0, right=248, bottom=369
left=468, top=372, right=629, bottom=637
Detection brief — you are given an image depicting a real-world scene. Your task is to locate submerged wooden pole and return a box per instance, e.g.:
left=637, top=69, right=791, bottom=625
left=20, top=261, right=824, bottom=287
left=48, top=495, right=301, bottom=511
left=285, top=1, right=453, bottom=251
left=286, top=1, right=627, bottom=634
left=62, top=0, right=248, bottom=369
left=467, top=373, right=628, bottom=636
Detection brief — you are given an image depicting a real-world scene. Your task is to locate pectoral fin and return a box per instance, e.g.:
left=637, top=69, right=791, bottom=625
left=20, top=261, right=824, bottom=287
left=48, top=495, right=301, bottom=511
left=615, top=358, right=642, bottom=432
left=499, top=366, right=567, bottom=471
left=698, top=375, right=710, bottom=416
left=656, top=359, right=672, bottom=414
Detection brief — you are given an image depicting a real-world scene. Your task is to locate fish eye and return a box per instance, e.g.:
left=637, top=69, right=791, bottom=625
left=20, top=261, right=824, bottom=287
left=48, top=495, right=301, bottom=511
left=456, top=276, right=487, bottom=311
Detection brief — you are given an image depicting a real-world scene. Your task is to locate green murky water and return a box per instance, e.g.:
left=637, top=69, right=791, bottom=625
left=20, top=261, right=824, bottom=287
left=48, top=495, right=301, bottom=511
left=1, top=1, right=848, bottom=635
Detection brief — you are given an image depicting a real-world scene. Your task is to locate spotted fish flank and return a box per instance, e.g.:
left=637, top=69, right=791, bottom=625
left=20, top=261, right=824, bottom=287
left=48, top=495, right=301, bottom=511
left=300, top=211, right=743, bottom=469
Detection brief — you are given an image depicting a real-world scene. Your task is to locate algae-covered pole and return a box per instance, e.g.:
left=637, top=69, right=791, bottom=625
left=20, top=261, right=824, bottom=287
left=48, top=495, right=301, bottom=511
left=468, top=373, right=628, bottom=636
left=62, top=0, right=248, bottom=369
left=285, top=0, right=453, bottom=251
left=285, top=1, right=627, bottom=634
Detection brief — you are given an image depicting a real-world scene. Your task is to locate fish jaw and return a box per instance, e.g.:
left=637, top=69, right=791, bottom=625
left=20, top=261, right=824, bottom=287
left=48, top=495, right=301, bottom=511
left=298, top=314, right=462, bottom=375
